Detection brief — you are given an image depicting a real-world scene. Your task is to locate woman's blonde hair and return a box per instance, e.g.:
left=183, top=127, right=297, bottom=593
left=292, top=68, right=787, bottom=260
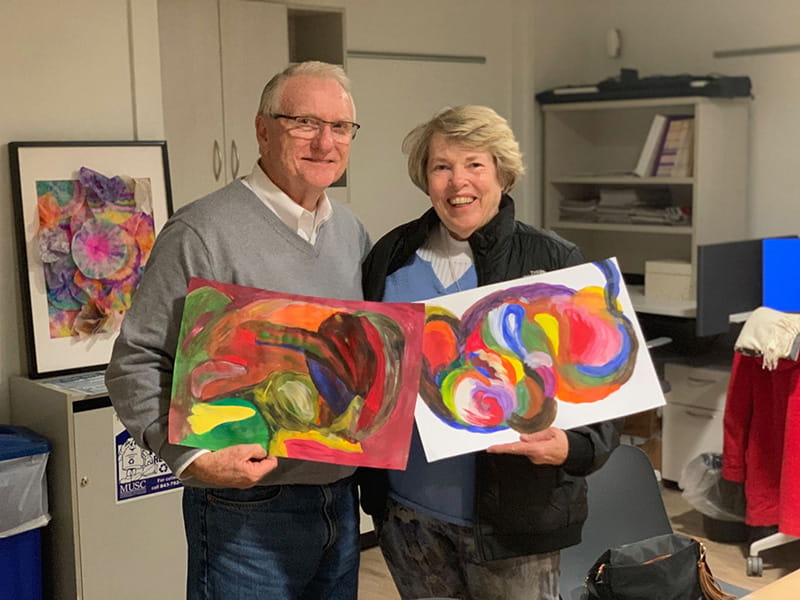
left=402, top=105, right=524, bottom=194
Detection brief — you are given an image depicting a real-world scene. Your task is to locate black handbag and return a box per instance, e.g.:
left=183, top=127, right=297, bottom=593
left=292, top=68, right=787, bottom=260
left=584, top=533, right=735, bottom=600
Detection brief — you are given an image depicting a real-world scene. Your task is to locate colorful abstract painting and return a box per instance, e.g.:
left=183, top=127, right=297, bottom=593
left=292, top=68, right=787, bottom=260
left=36, top=167, right=155, bottom=339
left=416, top=258, right=665, bottom=461
left=169, top=278, right=425, bottom=469
left=10, top=141, right=171, bottom=377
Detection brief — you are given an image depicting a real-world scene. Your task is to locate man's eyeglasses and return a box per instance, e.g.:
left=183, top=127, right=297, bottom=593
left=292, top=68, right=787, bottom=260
left=271, top=114, right=361, bottom=141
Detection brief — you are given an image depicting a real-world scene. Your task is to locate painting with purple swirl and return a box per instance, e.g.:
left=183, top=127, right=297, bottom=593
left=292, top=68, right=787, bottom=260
left=168, top=278, right=425, bottom=469
left=416, top=258, right=665, bottom=462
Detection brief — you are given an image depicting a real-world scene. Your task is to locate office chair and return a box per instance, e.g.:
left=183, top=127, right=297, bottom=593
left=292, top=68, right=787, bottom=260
left=558, top=444, right=751, bottom=600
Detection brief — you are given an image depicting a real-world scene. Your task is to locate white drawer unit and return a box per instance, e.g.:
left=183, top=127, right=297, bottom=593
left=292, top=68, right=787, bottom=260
left=661, top=363, right=730, bottom=485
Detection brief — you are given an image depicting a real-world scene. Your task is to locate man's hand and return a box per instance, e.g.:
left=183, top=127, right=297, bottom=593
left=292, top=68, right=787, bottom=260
left=183, top=444, right=278, bottom=488
left=486, top=427, right=569, bottom=466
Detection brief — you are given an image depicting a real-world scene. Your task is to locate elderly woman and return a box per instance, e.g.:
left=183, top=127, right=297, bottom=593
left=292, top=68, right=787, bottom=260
left=360, top=105, right=621, bottom=600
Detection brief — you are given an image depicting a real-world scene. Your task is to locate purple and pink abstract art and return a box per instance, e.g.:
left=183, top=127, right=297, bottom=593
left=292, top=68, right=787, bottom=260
left=36, top=167, right=155, bottom=339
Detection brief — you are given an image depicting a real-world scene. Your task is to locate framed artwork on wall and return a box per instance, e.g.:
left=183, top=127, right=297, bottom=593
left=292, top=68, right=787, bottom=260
left=8, top=141, right=173, bottom=378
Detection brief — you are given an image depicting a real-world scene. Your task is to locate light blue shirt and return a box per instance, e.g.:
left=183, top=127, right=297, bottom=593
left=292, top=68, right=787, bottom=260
left=384, top=252, right=478, bottom=525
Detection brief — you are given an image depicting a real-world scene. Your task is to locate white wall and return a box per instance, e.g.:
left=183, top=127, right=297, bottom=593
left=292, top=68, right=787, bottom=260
left=0, top=0, right=162, bottom=422
left=531, top=0, right=800, bottom=238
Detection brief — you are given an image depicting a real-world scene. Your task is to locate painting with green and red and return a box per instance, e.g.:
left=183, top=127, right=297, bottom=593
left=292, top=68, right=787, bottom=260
left=168, top=277, right=425, bottom=470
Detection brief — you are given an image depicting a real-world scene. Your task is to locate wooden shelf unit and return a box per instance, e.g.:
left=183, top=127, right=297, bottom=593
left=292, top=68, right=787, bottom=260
left=541, top=96, right=750, bottom=316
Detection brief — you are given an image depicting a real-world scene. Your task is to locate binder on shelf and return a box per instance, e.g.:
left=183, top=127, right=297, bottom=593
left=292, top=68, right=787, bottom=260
left=652, top=115, right=694, bottom=177
left=671, top=119, right=695, bottom=177
left=633, top=114, right=668, bottom=177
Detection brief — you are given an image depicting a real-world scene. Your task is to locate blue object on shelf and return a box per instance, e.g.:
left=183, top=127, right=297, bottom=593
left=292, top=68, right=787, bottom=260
left=763, top=238, right=800, bottom=312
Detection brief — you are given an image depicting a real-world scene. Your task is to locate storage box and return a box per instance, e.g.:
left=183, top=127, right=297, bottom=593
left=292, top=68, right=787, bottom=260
left=645, top=259, right=693, bottom=301
left=622, top=409, right=663, bottom=472
left=0, top=425, right=51, bottom=600
left=638, top=436, right=662, bottom=472
left=622, top=408, right=661, bottom=439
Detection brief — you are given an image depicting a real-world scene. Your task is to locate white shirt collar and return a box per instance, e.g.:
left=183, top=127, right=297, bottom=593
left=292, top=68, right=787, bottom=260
left=417, top=223, right=474, bottom=288
left=421, top=223, right=473, bottom=260
left=242, top=161, right=332, bottom=244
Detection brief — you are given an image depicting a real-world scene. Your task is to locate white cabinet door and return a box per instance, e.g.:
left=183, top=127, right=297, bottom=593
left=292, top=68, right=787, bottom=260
left=661, top=363, right=729, bottom=484
left=662, top=403, right=725, bottom=485
left=73, top=406, right=186, bottom=600
left=219, top=0, right=288, bottom=182
left=158, top=0, right=289, bottom=209
left=158, top=0, right=226, bottom=210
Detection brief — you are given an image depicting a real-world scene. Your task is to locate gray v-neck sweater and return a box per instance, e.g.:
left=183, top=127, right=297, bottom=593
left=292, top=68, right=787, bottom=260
left=106, top=180, right=370, bottom=486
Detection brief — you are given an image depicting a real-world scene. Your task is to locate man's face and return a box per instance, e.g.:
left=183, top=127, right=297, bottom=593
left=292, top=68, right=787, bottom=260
left=256, top=75, right=354, bottom=209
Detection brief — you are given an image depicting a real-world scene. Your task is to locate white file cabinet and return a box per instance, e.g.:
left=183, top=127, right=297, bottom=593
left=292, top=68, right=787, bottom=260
left=661, top=363, right=730, bottom=485
left=10, top=375, right=186, bottom=600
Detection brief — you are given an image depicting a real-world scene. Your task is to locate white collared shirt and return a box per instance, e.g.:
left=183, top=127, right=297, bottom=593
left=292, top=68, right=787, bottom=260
left=241, top=161, right=333, bottom=244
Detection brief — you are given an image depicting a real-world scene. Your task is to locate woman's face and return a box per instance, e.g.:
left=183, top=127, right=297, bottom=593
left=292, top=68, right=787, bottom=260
left=426, top=133, right=503, bottom=240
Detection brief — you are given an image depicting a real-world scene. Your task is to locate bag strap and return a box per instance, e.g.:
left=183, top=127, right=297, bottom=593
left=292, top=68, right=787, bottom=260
left=584, top=550, right=612, bottom=600
left=696, top=541, right=736, bottom=600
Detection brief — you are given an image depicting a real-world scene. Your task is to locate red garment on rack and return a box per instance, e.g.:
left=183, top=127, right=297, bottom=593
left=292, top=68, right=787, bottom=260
left=722, top=353, right=800, bottom=536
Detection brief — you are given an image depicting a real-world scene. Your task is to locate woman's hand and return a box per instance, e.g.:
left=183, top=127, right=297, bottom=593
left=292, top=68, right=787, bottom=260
left=486, top=427, right=569, bottom=466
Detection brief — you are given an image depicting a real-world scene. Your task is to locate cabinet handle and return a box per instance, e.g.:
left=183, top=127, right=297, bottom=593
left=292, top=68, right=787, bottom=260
left=213, top=140, right=222, bottom=181
left=684, top=409, right=714, bottom=419
left=230, top=140, right=240, bottom=179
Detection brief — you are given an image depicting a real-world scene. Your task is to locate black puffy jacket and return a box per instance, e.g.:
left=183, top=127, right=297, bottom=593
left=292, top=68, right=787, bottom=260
left=360, top=195, right=622, bottom=561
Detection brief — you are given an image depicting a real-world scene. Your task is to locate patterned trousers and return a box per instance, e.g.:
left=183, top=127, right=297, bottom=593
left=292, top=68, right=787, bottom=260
left=377, top=498, right=560, bottom=600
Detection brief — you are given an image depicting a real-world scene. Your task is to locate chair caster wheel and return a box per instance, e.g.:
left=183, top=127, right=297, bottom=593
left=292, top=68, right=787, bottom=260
left=746, top=556, right=763, bottom=577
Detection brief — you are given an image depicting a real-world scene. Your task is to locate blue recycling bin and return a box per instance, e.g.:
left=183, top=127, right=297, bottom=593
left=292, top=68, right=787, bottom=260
left=0, top=425, right=51, bottom=600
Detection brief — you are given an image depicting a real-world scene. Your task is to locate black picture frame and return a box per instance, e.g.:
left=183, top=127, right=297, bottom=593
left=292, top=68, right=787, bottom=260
left=8, top=141, right=173, bottom=378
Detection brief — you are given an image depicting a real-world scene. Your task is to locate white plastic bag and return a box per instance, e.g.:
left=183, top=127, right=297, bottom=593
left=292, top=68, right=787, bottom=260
left=679, top=453, right=745, bottom=522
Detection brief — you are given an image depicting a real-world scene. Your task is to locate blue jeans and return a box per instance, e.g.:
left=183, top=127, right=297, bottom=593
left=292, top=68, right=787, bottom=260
left=182, top=477, right=359, bottom=600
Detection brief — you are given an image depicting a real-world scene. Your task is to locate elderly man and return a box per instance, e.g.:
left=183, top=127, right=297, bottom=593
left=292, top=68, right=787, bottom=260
left=106, top=61, right=370, bottom=600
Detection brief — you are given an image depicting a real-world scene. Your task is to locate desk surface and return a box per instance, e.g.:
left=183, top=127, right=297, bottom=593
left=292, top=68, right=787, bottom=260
left=628, top=285, right=696, bottom=318
left=741, top=569, right=800, bottom=599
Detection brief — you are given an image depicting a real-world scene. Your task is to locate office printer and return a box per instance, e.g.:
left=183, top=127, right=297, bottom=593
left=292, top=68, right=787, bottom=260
left=536, top=68, right=752, bottom=104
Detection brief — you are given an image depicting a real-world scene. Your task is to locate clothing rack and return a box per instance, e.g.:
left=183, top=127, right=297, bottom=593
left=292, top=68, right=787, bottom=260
left=721, top=307, right=800, bottom=577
